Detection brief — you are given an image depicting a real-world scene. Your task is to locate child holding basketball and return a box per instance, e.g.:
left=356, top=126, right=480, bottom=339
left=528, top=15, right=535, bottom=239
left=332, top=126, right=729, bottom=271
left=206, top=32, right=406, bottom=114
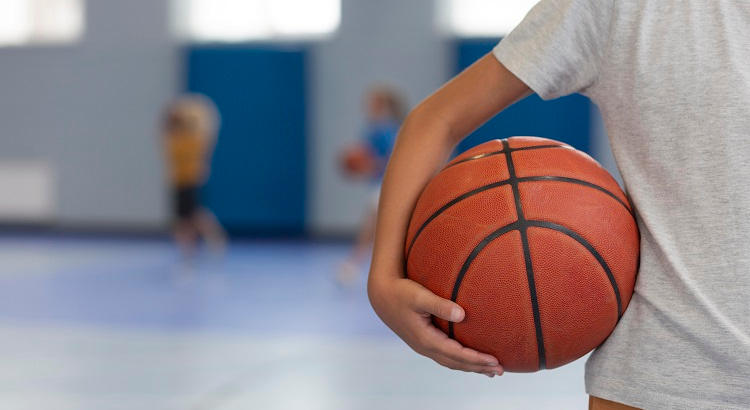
left=368, top=0, right=750, bottom=409
left=337, top=86, right=405, bottom=284
left=163, top=94, right=227, bottom=257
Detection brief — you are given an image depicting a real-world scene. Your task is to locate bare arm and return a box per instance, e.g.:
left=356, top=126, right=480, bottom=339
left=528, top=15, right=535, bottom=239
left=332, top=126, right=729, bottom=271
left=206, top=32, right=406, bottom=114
left=368, top=54, right=530, bottom=376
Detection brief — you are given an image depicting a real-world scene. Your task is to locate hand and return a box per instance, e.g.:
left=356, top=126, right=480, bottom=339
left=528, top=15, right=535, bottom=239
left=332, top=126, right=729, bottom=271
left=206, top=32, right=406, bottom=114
left=368, top=274, right=504, bottom=377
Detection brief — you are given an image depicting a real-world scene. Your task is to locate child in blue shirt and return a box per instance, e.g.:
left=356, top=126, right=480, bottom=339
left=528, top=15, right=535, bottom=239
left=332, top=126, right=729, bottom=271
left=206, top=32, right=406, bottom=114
left=338, top=86, right=404, bottom=284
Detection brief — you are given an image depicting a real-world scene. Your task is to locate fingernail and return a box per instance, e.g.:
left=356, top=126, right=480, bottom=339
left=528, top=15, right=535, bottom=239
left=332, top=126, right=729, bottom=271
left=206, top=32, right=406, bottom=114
left=451, top=307, right=463, bottom=322
left=486, top=360, right=499, bottom=366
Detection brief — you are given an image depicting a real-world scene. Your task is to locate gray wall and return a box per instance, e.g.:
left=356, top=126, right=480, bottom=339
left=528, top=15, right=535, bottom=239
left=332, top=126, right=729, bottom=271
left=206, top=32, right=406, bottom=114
left=0, top=0, right=176, bottom=228
left=308, top=0, right=450, bottom=235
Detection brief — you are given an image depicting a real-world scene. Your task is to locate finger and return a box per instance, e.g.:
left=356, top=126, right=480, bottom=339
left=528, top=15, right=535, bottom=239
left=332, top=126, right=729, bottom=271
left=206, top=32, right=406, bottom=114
left=432, top=355, right=504, bottom=376
left=412, top=285, right=464, bottom=322
left=421, top=323, right=502, bottom=368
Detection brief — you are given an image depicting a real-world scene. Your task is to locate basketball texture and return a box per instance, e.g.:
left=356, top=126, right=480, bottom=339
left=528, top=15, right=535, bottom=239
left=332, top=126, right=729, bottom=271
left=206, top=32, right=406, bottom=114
left=405, top=137, right=639, bottom=372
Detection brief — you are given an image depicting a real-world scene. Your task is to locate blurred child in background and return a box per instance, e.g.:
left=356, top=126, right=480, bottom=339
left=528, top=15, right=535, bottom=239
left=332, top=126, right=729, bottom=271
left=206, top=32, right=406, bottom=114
left=163, top=94, right=227, bottom=257
left=338, top=86, right=405, bottom=284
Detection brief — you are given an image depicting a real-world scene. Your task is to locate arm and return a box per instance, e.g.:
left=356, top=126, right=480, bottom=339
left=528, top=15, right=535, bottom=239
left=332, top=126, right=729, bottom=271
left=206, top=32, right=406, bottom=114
left=367, top=54, right=531, bottom=376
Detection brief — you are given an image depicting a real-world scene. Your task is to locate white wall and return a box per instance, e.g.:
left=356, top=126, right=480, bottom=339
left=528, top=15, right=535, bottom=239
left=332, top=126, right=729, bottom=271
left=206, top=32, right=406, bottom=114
left=0, top=0, right=177, bottom=229
left=309, top=0, right=450, bottom=235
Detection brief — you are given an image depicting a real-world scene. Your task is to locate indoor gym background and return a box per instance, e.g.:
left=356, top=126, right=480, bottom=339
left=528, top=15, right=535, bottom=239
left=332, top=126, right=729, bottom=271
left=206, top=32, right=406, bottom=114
left=0, top=1, right=621, bottom=409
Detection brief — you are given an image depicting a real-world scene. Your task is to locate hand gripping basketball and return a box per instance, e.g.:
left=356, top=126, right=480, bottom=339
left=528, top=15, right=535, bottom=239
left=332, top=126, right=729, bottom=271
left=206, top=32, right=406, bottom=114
left=368, top=275, right=505, bottom=377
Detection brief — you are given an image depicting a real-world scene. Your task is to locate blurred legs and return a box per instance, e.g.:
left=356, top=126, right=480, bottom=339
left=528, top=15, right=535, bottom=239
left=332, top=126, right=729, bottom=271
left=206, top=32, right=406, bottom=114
left=338, top=206, right=377, bottom=285
left=173, top=208, right=226, bottom=258
left=194, top=208, right=227, bottom=254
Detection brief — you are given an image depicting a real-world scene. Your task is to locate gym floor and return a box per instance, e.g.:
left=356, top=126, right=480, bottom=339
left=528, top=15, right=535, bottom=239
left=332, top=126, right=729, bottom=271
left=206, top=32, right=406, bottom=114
left=0, top=236, right=586, bottom=409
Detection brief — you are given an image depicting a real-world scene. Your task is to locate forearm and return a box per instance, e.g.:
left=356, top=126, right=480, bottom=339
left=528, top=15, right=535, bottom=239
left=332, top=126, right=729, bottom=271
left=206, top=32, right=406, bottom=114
left=369, top=106, right=457, bottom=282
left=365, top=53, right=529, bottom=377
left=368, top=55, right=530, bottom=290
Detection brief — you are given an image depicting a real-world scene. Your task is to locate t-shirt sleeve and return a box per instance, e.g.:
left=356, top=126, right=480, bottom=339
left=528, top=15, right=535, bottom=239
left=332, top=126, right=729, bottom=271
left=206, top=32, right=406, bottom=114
left=493, top=0, right=614, bottom=100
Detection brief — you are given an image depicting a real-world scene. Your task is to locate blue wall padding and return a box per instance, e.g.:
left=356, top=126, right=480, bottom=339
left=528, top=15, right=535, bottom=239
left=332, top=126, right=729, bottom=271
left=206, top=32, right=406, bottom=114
left=455, top=39, right=592, bottom=154
left=186, top=46, right=307, bottom=235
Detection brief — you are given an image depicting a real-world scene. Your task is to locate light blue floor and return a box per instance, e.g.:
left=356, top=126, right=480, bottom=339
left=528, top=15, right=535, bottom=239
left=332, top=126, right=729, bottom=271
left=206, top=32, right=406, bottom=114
left=0, top=236, right=587, bottom=409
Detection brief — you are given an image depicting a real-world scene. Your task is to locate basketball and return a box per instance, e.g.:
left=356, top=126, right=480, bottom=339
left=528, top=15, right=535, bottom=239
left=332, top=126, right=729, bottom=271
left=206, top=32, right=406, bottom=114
left=340, top=144, right=376, bottom=177
left=405, top=137, right=639, bottom=372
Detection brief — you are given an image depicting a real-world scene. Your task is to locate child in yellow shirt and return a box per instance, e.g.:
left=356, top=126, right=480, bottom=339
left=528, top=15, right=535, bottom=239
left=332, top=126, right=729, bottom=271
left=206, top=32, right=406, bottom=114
left=163, top=94, right=226, bottom=255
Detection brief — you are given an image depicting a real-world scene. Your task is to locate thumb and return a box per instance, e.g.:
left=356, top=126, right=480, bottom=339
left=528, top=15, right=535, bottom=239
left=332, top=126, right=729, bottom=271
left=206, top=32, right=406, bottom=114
left=413, top=287, right=465, bottom=323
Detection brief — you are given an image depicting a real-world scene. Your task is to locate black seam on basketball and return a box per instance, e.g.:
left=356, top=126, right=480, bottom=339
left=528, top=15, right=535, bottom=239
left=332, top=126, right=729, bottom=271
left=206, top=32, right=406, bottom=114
left=526, top=220, right=623, bottom=321
left=404, top=176, right=632, bottom=268
left=405, top=178, right=512, bottom=265
left=443, top=144, right=569, bottom=170
left=503, top=139, right=546, bottom=370
left=447, top=221, right=521, bottom=338
left=519, top=176, right=634, bottom=216
left=404, top=176, right=635, bottom=272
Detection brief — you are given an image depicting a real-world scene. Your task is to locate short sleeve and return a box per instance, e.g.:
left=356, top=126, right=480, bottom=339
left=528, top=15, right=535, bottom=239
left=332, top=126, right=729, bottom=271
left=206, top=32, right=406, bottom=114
left=493, top=0, right=614, bottom=100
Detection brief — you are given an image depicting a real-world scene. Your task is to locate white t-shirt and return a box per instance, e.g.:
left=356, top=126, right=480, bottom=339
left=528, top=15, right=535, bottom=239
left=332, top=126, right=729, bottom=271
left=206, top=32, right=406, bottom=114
left=494, top=0, right=750, bottom=408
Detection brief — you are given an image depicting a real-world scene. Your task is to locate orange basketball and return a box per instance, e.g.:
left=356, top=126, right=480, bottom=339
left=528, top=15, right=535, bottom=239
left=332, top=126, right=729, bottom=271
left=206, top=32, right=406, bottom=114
left=405, top=137, right=639, bottom=372
left=340, top=144, right=376, bottom=177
